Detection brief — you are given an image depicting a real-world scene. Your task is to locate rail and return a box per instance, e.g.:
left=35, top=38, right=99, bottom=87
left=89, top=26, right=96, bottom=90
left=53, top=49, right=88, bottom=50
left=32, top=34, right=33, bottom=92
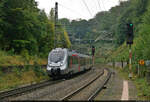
left=61, top=68, right=105, bottom=101
left=0, top=79, right=62, bottom=99
left=88, top=68, right=111, bottom=100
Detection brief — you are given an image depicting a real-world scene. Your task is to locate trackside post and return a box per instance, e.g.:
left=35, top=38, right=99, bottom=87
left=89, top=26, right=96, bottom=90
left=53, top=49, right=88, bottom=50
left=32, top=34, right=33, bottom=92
left=92, top=46, right=95, bottom=66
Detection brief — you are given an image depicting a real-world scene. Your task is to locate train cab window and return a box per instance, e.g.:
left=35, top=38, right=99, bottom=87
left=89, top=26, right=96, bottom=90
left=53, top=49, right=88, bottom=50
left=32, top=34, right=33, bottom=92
left=49, top=50, right=65, bottom=63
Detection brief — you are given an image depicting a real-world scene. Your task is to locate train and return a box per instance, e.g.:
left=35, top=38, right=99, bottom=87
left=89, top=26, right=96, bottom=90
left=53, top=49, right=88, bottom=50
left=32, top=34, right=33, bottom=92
left=46, top=48, right=93, bottom=79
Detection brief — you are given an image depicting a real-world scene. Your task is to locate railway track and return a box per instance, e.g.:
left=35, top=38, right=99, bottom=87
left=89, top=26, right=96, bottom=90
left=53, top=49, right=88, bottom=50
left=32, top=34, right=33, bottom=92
left=0, top=67, right=110, bottom=101
left=0, top=79, right=62, bottom=100
left=88, top=68, right=111, bottom=100
left=61, top=68, right=111, bottom=101
left=0, top=68, right=92, bottom=100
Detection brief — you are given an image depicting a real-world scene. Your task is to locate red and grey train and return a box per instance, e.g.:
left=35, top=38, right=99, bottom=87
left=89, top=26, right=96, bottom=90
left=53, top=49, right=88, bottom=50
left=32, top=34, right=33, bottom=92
left=47, top=48, right=93, bottom=79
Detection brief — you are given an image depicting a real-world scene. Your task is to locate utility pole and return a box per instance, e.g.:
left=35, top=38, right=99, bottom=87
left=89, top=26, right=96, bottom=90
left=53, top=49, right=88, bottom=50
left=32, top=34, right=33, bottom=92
left=54, top=2, right=58, bottom=48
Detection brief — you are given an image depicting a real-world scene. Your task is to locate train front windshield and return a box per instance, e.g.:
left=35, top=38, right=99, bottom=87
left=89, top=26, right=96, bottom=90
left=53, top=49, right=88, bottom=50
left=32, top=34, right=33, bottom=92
left=49, top=50, right=65, bottom=63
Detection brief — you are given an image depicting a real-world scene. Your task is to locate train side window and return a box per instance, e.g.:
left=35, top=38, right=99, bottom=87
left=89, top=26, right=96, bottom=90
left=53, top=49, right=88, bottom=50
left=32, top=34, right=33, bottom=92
left=68, top=56, right=72, bottom=68
left=80, top=57, right=85, bottom=66
left=81, top=57, right=84, bottom=65
left=72, top=56, right=74, bottom=64
left=73, top=56, right=75, bottom=64
left=75, top=56, right=78, bottom=64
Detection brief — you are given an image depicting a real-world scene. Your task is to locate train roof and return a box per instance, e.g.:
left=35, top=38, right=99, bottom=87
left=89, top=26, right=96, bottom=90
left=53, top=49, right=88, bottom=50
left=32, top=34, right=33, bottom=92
left=68, top=50, right=91, bottom=58
left=50, top=48, right=91, bottom=58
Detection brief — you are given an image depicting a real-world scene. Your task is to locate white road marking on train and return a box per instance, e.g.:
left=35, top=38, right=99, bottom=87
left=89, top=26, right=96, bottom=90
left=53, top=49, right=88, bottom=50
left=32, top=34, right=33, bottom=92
left=121, top=80, right=129, bottom=100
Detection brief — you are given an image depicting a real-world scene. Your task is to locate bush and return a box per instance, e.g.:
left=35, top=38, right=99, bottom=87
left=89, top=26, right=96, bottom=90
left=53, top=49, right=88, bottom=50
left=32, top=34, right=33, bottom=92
left=0, top=67, right=3, bottom=77
left=12, top=67, right=22, bottom=77
left=135, top=78, right=150, bottom=99
left=21, top=49, right=30, bottom=62
left=33, top=62, right=46, bottom=77
left=23, top=65, right=30, bottom=72
left=7, top=48, right=15, bottom=55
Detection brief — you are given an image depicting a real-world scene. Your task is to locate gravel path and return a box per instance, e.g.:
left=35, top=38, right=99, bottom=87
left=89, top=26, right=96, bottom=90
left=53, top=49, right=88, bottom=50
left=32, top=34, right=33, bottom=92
left=7, top=67, right=103, bottom=101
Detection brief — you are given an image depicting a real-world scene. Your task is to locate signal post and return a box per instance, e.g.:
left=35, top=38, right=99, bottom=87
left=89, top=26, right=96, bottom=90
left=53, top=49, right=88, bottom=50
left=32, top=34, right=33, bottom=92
left=126, top=23, right=134, bottom=79
left=92, top=46, right=95, bottom=67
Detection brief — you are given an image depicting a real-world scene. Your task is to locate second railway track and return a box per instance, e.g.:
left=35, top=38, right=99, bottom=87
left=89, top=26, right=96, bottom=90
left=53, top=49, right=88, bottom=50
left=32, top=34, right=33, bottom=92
left=1, top=67, right=110, bottom=101
left=61, top=68, right=111, bottom=101
left=0, top=79, right=63, bottom=100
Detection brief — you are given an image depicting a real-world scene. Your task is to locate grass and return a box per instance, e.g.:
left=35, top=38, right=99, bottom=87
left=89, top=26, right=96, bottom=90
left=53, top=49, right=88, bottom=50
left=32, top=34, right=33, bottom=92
left=134, top=78, right=150, bottom=100
left=0, top=67, right=49, bottom=91
left=95, top=57, right=106, bottom=64
left=0, top=50, right=49, bottom=91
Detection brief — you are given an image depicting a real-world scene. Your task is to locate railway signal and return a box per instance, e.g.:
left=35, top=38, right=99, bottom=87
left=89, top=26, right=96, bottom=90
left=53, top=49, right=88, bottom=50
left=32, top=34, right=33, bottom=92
left=92, top=46, right=95, bottom=56
left=126, top=23, right=134, bottom=45
left=126, top=22, right=134, bottom=79
left=91, top=46, right=95, bottom=66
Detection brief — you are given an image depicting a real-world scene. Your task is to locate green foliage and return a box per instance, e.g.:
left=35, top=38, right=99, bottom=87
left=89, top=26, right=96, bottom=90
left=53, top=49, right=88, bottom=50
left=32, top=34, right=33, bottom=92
left=12, top=67, right=22, bottom=77
left=33, top=62, right=46, bottom=77
left=21, top=49, right=30, bottom=61
left=0, top=67, right=3, bottom=77
left=109, top=1, right=150, bottom=99
left=135, top=78, right=150, bottom=99
left=33, top=66, right=46, bottom=77
left=24, top=65, right=30, bottom=72
left=110, top=0, right=150, bottom=66
left=0, top=0, right=71, bottom=57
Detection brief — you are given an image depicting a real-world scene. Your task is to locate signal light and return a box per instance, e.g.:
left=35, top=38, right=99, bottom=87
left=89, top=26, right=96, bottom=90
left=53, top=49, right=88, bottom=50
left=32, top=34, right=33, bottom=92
left=126, top=23, right=134, bottom=45
left=129, top=23, right=133, bottom=27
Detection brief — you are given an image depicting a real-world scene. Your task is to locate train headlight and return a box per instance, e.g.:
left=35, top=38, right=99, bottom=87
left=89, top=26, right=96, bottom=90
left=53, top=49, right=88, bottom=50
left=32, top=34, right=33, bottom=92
left=47, top=66, right=51, bottom=70
left=60, top=63, right=63, bottom=66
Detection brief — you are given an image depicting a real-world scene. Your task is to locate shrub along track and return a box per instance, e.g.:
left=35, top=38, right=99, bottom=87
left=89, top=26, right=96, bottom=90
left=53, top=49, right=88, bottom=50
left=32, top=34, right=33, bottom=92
left=4, top=67, right=104, bottom=101
left=0, top=65, right=47, bottom=73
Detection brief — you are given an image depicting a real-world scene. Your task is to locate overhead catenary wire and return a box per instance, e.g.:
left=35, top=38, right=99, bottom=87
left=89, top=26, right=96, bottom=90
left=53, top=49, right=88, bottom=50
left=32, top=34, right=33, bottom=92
left=81, top=0, right=101, bottom=25
left=97, top=0, right=102, bottom=11
left=82, top=0, right=93, bottom=17
left=58, top=3, right=87, bottom=19
left=53, top=0, right=108, bottom=49
left=52, top=1, right=86, bottom=51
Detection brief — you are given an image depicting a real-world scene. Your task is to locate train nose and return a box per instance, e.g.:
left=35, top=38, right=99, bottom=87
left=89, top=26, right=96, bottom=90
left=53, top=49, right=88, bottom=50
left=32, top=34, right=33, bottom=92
left=51, top=68, right=61, bottom=75
left=57, top=68, right=60, bottom=74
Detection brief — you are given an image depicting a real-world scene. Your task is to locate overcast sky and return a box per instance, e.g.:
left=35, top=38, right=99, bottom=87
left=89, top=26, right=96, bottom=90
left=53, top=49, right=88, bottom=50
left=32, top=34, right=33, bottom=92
left=35, top=0, right=123, bottom=20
